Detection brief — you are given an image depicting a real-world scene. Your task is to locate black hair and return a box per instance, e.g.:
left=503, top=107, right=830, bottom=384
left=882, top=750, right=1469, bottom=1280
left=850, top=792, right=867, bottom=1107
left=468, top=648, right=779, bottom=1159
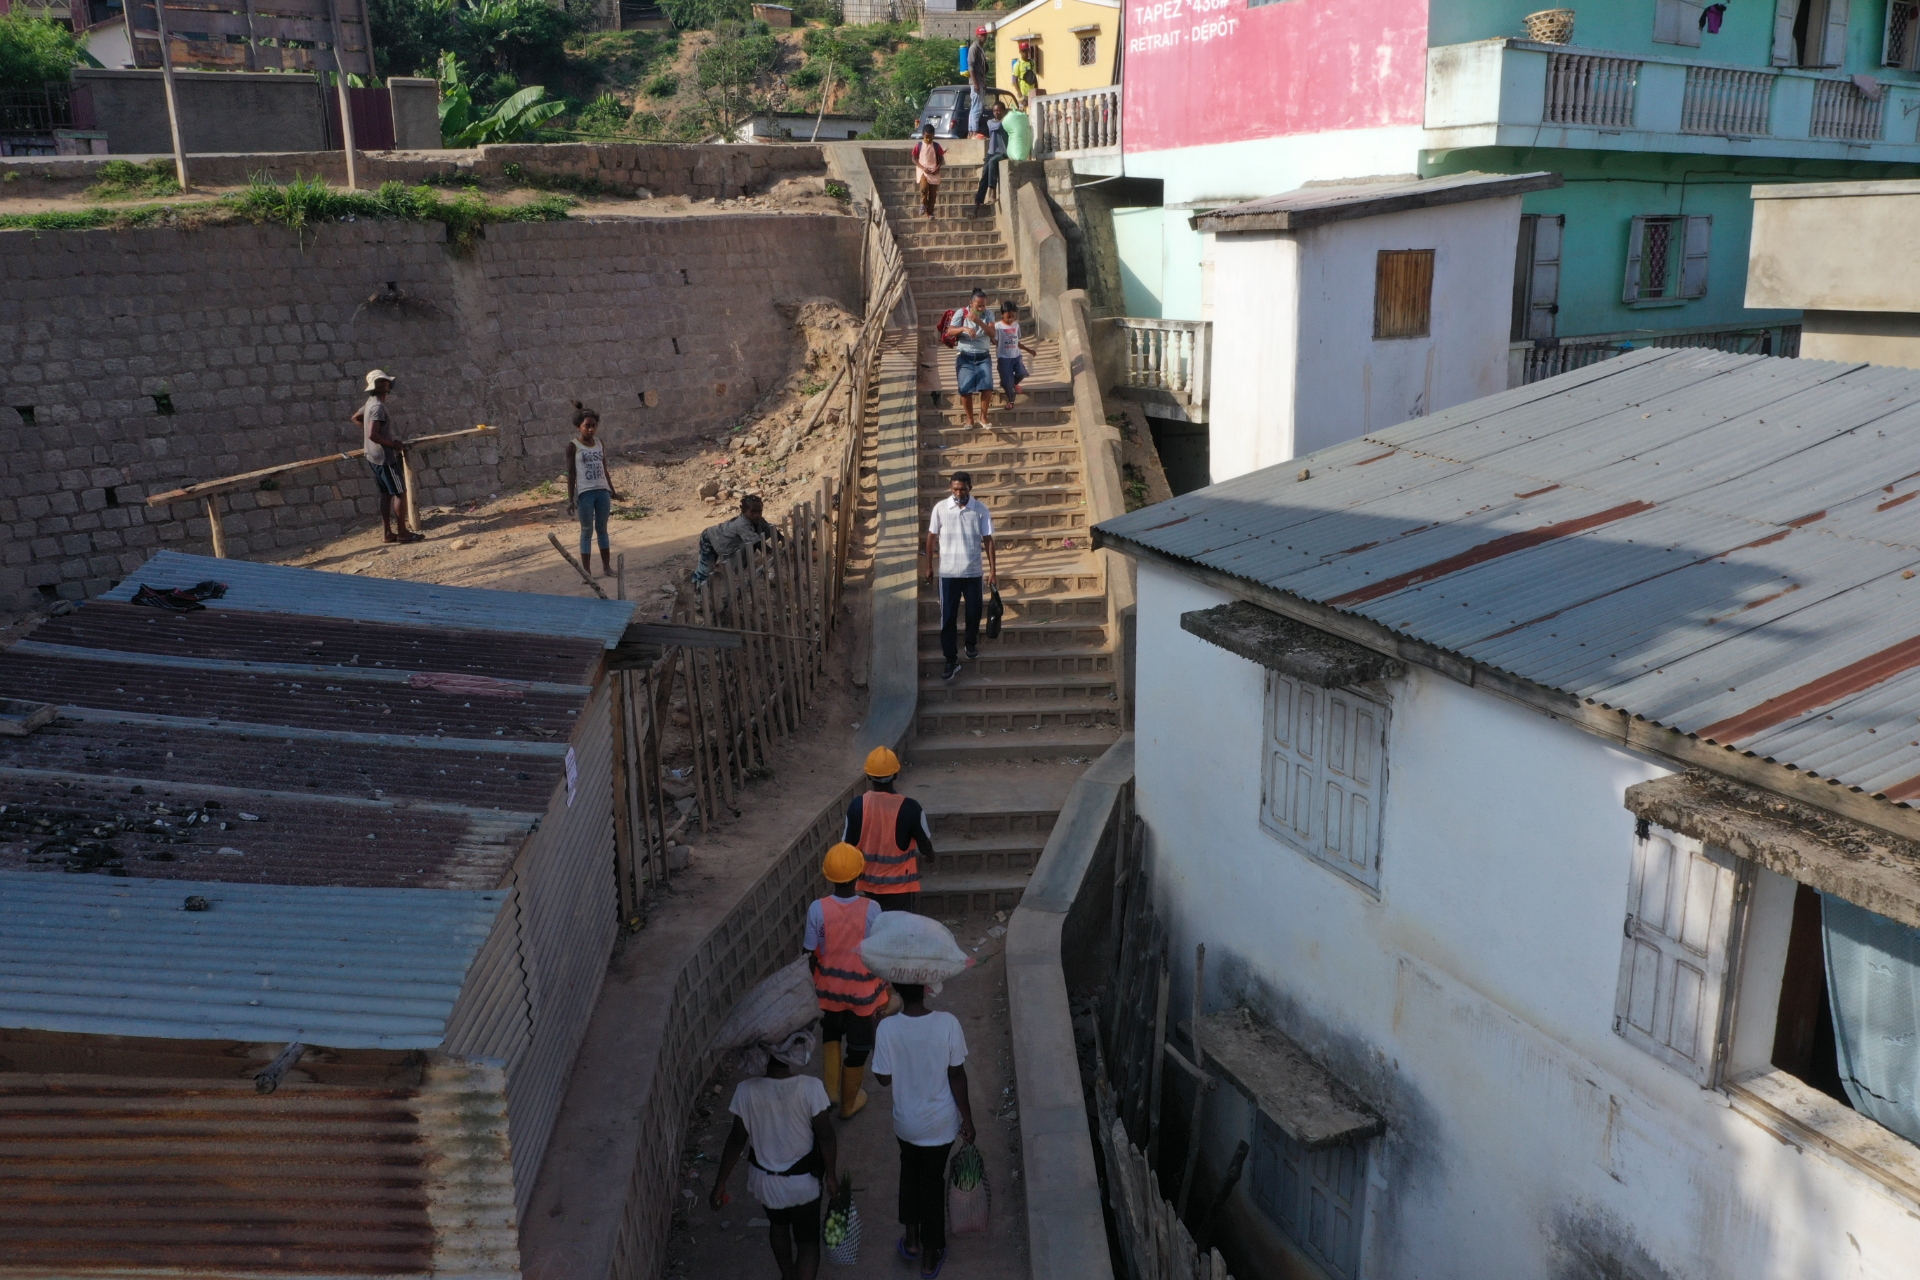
left=740, top=492, right=763, bottom=509
left=999, top=299, right=1018, bottom=314
left=951, top=471, right=973, bottom=488
left=970, top=287, right=987, bottom=298
left=572, top=401, right=599, bottom=428
left=894, top=982, right=926, bottom=1004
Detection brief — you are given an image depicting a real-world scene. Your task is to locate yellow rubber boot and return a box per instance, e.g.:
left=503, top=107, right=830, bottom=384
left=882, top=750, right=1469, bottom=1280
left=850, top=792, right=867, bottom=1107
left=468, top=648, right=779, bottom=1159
left=823, top=1041, right=843, bottom=1099
left=840, top=1064, right=869, bottom=1119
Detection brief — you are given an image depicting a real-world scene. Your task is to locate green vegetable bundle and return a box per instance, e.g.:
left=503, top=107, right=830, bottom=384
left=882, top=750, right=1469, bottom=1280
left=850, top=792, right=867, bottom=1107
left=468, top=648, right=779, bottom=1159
left=950, top=1143, right=985, bottom=1192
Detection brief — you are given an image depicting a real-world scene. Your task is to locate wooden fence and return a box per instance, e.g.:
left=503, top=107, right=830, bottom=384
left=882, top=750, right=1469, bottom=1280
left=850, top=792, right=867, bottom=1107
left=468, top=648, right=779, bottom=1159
left=1096, top=1073, right=1233, bottom=1280
left=610, top=192, right=909, bottom=915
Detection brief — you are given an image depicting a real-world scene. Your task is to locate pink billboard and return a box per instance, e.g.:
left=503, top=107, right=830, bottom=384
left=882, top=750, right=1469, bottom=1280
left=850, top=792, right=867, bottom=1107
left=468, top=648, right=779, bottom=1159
left=1122, top=0, right=1429, bottom=155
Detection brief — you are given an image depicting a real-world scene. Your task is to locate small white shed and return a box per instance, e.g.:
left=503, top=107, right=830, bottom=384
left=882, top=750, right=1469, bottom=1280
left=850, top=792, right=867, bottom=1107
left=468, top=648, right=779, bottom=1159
left=1196, top=171, right=1560, bottom=482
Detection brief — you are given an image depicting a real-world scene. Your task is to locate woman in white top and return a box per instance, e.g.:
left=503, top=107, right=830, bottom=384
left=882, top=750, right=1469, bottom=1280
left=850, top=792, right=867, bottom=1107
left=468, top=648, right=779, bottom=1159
left=711, top=1028, right=840, bottom=1280
left=564, top=402, right=623, bottom=578
left=871, top=982, right=976, bottom=1278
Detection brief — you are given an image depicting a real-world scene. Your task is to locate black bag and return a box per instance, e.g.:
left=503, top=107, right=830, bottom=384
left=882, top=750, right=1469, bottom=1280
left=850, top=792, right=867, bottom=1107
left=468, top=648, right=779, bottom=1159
left=985, top=588, right=1003, bottom=640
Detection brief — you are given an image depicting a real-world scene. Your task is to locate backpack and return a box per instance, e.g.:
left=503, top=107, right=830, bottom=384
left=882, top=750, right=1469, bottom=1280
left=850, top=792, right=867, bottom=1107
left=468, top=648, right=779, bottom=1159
left=936, top=308, right=964, bottom=348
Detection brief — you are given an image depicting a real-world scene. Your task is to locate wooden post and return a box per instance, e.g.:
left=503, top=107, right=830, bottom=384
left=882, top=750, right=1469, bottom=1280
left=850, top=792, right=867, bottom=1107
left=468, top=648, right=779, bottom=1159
left=1146, top=949, right=1170, bottom=1167
left=204, top=495, right=227, bottom=558
left=616, top=552, right=626, bottom=601
left=324, top=0, right=361, bottom=191
left=683, top=645, right=717, bottom=833
left=610, top=672, right=637, bottom=921
left=150, top=0, right=191, bottom=190
left=1176, top=943, right=1209, bottom=1220
left=400, top=448, right=421, bottom=535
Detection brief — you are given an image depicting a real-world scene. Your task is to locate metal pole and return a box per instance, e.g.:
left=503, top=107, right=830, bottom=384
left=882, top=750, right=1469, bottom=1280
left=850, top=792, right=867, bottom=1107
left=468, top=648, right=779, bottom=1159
left=150, top=0, right=191, bottom=190
left=325, top=0, right=361, bottom=190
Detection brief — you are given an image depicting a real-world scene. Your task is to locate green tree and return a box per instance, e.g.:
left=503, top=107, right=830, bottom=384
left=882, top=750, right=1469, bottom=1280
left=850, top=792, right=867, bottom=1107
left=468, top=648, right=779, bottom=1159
left=0, top=10, right=82, bottom=91
left=867, top=35, right=959, bottom=138
left=693, top=20, right=781, bottom=138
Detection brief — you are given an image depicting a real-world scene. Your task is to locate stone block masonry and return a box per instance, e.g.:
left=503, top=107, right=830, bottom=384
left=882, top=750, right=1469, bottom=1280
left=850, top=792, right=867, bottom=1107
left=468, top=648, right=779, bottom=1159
left=0, top=142, right=832, bottom=202
left=0, top=211, right=861, bottom=609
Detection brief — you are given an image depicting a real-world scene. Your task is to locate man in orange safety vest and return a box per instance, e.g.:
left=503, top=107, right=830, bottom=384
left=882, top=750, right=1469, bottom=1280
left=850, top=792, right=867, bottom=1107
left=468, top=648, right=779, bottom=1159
left=845, top=746, right=935, bottom=914
left=808, top=841, right=886, bottom=1118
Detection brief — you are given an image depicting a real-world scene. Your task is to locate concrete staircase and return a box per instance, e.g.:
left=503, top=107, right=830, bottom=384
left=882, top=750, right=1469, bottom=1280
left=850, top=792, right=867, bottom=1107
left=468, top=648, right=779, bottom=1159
left=866, top=149, right=1123, bottom=915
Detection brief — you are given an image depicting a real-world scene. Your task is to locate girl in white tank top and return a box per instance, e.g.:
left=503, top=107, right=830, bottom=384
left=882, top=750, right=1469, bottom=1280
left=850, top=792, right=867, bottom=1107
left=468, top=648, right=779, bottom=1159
left=565, top=402, right=622, bottom=577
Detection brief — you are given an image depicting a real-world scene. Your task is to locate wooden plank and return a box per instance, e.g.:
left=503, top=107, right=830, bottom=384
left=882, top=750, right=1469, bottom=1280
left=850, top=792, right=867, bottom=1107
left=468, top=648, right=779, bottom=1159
left=146, top=425, right=494, bottom=505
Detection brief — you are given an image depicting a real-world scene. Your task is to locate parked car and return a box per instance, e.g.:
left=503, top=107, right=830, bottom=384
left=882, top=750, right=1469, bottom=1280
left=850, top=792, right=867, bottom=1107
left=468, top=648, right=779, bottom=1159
left=915, top=85, right=1018, bottom=139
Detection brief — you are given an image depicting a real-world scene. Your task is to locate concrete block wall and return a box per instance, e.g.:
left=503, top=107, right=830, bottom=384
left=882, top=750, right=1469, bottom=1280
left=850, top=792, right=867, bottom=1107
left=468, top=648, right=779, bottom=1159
left=0, top=142, right=831, bottom=201
left=0, top=211, right=861, bottom=608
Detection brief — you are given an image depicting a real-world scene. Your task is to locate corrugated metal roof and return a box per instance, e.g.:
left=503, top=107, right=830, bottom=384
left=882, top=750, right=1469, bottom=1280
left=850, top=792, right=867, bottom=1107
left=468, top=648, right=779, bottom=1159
left=0, top=1054, right=518, bottom=1278
left=1095, top=349, right=1920, bottom=805
left=1191, top=170, right=1562, bottom=233
left=0, top=871, right=508, bottom=1048
left=103, top=550, right=635, bottom=647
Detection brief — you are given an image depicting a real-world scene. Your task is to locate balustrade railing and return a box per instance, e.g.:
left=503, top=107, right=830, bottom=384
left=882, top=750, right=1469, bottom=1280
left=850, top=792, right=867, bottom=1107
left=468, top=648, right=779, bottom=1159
left=1512, top=324, right=1800, bottom=386
left=1118, top=318, right=1209, bottom=408
left=1033, top=84, right=1121, bottom=156
left=1810, top=78, right=1884, bottom=140
left=1681, top=66, right=1772, bottom=135
left=1544, top=51, right=1639, bottom=127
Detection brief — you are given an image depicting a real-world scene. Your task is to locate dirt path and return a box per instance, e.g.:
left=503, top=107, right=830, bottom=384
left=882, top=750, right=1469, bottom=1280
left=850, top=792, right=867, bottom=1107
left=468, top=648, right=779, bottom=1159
left=669, top=904, right=1029, bottom=1280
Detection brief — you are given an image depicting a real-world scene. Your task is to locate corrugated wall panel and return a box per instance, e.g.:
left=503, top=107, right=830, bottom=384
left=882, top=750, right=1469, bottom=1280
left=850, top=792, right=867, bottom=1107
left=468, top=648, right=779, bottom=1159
left=442, top=887, right=534, bottom=1069
left=418, top=1054, right=521, bottom=1279
left=503, top=679, right=620, bottom=1218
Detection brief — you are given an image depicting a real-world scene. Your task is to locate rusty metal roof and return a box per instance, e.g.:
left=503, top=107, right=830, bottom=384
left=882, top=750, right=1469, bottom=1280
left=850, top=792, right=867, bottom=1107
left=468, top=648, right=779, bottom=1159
left=102, top=550, right=635, bottom=647
left=0, top=871, right=508, bottom=1047
left=0, top=562, right=620, bottom=888
left=1096, top=349, right=1920, bottom=805
left=0, top=1053, right=517, bottom=1278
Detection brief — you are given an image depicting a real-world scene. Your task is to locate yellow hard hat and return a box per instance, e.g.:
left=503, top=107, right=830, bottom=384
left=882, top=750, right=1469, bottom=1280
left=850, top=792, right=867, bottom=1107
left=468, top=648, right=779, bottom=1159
left=823, top=842, right=865, bottom=883
left=864, top=746, right=901, bottom=778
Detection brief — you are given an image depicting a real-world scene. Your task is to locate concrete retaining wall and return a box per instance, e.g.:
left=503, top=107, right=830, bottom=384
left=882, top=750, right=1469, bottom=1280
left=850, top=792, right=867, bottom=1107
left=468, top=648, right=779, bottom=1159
left=0, top=212, right=859, bottom=607
left=0, top=142, right=830, bottom=200
left=1007, top=735, right=1132, bottom=1280
left=74, top=68, right=329, bottom=157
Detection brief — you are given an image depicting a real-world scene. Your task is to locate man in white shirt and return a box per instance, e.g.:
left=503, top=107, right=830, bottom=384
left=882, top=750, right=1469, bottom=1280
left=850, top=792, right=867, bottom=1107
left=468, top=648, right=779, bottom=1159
left=711, top=1027, right=840, bottom=1280
left=871, top=982, right=976, bottom=1278
left=924, top=471, right=997, bottom=683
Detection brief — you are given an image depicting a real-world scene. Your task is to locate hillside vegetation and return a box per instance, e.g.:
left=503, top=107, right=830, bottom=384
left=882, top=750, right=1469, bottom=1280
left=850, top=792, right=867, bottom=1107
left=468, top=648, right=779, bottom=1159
left=368, top=0, right=1008, bottom=144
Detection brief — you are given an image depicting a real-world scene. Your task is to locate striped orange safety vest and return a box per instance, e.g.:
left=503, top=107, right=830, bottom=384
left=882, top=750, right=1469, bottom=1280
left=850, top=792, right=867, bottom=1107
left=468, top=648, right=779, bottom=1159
left=855, top=790, right=921, bottom=896
left=813, top=895, right=884, bottom=1013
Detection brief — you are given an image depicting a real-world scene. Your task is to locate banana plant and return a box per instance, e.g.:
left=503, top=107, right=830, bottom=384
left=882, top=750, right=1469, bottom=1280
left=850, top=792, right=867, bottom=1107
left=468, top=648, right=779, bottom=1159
left=438, top=51, right=566, bottom=146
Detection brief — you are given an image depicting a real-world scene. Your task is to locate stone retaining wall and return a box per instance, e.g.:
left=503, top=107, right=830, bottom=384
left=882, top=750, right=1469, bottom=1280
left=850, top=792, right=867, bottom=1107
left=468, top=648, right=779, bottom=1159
left=0, top=211, right=859, bottom=608
left=0, top=142, right=829, bottom=201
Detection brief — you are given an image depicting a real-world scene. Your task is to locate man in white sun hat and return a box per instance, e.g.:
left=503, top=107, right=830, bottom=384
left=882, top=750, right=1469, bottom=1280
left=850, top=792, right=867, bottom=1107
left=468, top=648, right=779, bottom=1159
left=350, top=369, right=420, bottom=543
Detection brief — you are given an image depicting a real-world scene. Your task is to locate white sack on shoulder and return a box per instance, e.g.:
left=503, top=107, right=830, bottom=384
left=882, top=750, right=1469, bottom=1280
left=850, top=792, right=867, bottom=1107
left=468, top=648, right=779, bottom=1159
left=711, top=955, right=818, bottom=1053
left=859, top=913, right=974, bottom=985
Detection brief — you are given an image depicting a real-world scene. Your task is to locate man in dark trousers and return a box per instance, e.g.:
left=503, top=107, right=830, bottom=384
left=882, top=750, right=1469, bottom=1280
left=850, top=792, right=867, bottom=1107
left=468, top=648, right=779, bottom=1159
left=350, top=369, right=419, bottom=543
left=846, top=746, right=934, bottom=914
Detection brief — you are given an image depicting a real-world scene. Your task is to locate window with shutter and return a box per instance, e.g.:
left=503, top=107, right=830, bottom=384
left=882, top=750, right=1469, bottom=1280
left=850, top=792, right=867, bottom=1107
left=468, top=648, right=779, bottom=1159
left=1373, top=249, right=1434, bottom=340
left=1613, top=823, right=1754, bottom=1085
left=1251, top=1114, right=1368, bottom=1280
left=1886, top=1, right=1919, bottom=68
left=1262, top=672, right=1388, bottom=892
left=1624, top=215, right=1694, bottom=303
left=1773, top=0, right=1799, bottom=63
left=1818, top=0, right=1852, bottom=66
left=1527, top=214, right=1562, bottom=339
left=1654, top=0, right=1705, bottom=46
left=1678, top=215, right=1711, bottom=298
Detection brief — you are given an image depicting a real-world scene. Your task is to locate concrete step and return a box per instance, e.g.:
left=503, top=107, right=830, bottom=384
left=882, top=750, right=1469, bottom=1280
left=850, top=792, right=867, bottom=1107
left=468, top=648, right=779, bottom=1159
left=922, top=441, right=1082, bottom=470
left=921, top=484, right=1086, bottom=510
left=919, top=423, right=1080, bottom=451
left=896, top=230, right=1006, bottom=247
left=918, top=621, right=1109, bottom=652
left=909, top=725, right=1123, bottom=765
left=917, top=592, right=1108, bottom=625
left=919, top=662, right=1116, bottom=700
left=918, top=404, right=1075, bottom=429
left=916, top=874, right=1029, bottom=917
left=910, top=772, right=1074, bottom=835
left=917, top=465, right=1083, bottom=492
left=917, top=651, right=1114, bottom=683
left=927, top=834, right=1044, bottom=878
left=908, top=256, right=1014, bottom=276
left=916, top=696, right=1122, bottom=735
